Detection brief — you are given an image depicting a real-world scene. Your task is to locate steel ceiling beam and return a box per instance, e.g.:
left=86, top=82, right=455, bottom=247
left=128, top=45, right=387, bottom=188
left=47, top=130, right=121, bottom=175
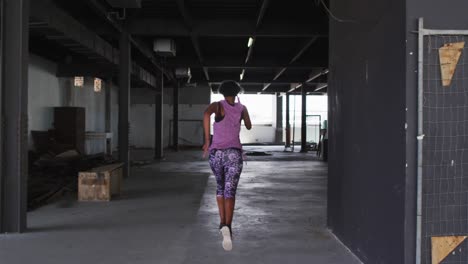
left=256, top=0, right=270, bottom=28
left=126, top=19, right=327, bottom=37
left=314, top=83, right=328, bottom=92
left=56, top=63, right=156, bottom=88
left=30, top=0, right=158, bottom=88
left=205, top=76, right=314, bottom=83
left=209, top=81, right=302, bottom=85
left=211, top=83, right=326, bottom=94
left=262, top=36, right=319, bottom=92
left=85, top=0, right=173, bottom=80
left=290, top=37, right=319, bottom=63
left=30, top=0, right=118, bottom=63
left=244, top=0, right=270, bottom=65
left=56, top=63, right=117, bottom=78
left=176, top=0, right=210, bottom=81
left=288, top=69, right=328, bottom=93
left=166, top=57, right=326, bottom=69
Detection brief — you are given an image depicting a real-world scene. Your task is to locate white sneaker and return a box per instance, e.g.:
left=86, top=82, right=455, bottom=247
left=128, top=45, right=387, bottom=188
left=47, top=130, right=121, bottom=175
left=220, top=226, right=232, bottom=251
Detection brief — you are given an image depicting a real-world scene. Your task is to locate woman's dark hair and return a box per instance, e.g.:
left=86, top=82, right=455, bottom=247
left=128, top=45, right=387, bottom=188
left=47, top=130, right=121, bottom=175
left=218, top=80, right=243, bottom=97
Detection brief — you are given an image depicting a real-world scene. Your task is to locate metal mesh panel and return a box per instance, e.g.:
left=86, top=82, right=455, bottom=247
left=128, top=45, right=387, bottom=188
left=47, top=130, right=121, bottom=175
left=422, top=35, right=468, bottom=264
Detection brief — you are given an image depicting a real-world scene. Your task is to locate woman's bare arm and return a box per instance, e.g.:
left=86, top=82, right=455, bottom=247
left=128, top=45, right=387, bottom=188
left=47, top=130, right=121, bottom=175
left=242, top=106, right=252, bottom=130
left=203, top=103, right=218, bottom=153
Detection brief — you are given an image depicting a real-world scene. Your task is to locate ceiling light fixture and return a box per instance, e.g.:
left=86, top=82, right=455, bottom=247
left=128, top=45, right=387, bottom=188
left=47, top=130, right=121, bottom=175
left=247, top=37, right=254, bottom=48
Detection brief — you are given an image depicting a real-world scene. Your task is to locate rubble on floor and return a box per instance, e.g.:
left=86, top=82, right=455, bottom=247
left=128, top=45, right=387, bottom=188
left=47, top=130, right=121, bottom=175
left=28, top=130, right=117, bottom=210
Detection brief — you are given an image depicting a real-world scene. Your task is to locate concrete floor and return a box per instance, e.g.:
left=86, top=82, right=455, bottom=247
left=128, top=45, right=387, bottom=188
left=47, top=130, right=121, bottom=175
left=0, top=147, right=361, bottom=264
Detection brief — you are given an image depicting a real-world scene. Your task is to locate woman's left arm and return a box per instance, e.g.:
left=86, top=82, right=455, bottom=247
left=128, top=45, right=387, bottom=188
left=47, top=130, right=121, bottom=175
left=242, top=106, right=252, bottom=130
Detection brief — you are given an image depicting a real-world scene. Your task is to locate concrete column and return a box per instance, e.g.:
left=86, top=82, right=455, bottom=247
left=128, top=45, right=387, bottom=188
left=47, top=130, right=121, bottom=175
left=105, top=79, right=112, bottom=155
left=0, top=0, right=29, bottom=233
left=118, top=33, right=131, bottom=178
left=154, top=72, right=164, bottom=159
left=285, top=93, right=291, bottom=148
left=275, top=93, right=283, bottom=144
left=300, top=85, right=307, bottom=153
left=173, top=80, right=179, bottom=151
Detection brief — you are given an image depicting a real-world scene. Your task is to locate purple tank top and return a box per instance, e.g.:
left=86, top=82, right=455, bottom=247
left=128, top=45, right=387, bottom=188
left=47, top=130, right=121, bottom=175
left=210, top=99, right=244, bottom=150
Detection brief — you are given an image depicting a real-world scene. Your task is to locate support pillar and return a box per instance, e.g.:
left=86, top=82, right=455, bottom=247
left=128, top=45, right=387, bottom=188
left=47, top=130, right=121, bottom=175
left=105, top=79, right=112, bottom=155
left=173, top=80, right=179, bottom=151
left=285, top=93, right=291, bottom=148
left=0, top=0, right=29, bottom=233
left=118, top=32, right=131, bottom=178
left=154, top=72, right=164, bottom=159
left=300, top=85, right=307, bottom=153
left=275, top=93, right=283, bottom=144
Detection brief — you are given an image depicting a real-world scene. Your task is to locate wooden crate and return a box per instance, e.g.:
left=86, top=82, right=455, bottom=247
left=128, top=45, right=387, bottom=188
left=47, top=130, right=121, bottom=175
left=78, top=163, right=123, bottom=201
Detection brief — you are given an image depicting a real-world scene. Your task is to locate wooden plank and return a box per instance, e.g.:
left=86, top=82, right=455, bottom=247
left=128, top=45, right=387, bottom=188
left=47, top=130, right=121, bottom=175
left=439, top=41, right=465, bottom=87
left=431, top=236, right=467, bottom=264
left=89, top=163, right=123, bottom=173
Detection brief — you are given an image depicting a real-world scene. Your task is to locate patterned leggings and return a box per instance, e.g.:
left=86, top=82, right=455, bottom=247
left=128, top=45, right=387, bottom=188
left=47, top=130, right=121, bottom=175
left=209, top=148, right=243, bottom=199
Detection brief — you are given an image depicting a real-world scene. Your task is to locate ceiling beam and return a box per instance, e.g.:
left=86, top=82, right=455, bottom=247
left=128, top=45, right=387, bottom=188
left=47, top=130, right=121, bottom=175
left=57, top=63, right=117, bottom=78
left=262, top=36, right=319, bottom=92
left=166, top=57, right=326, bottom=69
left=30, top=1, right=117, bottom=63
left=30, top=0, right=157, bottom=88
left=256, top=0, right=270, bottom=28
left=176, top=0, right=210, bottom=81
left=288, top=69, right=329, bottom=92
left=287, top=69, right=328, bottom=93
left=244, top=0, right=270, bottom=64
left=314, top=83, right=328, bottom=92
left=209, top=81, right=304, bottom=85
left=290, top=37, right=319, bottom=63
left=85, top=0, right=173, bottom=80
left=126, top=19, right=327, bottom=37
left=56, top=62, right=156, bottom=88
left=204, top=76, right=312, bottom=83
left=211, top=82, right=326, bottom=94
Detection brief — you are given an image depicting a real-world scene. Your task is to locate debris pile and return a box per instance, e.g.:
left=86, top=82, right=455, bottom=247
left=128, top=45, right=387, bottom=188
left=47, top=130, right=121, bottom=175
left=28, top=130, right=116, bottom=210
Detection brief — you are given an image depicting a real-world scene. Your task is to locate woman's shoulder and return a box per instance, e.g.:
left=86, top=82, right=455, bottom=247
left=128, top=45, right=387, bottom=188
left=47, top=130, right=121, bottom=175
left=205, top=101, right=222, bottom=113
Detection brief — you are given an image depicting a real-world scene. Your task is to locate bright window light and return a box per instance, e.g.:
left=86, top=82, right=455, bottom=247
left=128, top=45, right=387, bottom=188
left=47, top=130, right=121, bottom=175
left=94, top=78, right=102, bottom=92
left=247, top=37, right=254, bottom=48
left=211, top=93, right=274, bottom=126
left=74, top=76, right=84, bottom=87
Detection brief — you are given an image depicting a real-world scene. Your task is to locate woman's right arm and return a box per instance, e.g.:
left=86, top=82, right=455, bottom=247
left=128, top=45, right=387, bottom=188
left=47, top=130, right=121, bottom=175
left=203, top=103, right=217, bottom=154
left=242, top=106, right=252, bottom=130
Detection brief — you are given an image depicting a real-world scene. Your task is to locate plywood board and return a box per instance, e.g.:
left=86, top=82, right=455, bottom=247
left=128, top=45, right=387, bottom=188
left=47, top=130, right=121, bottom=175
left=439, top=42, right=465, bottom=87
left=431, top=236, right=467, bottom=264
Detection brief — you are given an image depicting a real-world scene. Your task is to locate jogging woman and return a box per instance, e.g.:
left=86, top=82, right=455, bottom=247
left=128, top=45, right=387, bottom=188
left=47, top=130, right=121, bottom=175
left=202, top=81, right=252, bottom=251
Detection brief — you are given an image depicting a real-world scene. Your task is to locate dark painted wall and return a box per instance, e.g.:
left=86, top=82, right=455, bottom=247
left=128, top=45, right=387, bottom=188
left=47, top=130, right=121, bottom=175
left=327, top=0, right=407, bottom=263
left=405, top=1, right=468, bottom=264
